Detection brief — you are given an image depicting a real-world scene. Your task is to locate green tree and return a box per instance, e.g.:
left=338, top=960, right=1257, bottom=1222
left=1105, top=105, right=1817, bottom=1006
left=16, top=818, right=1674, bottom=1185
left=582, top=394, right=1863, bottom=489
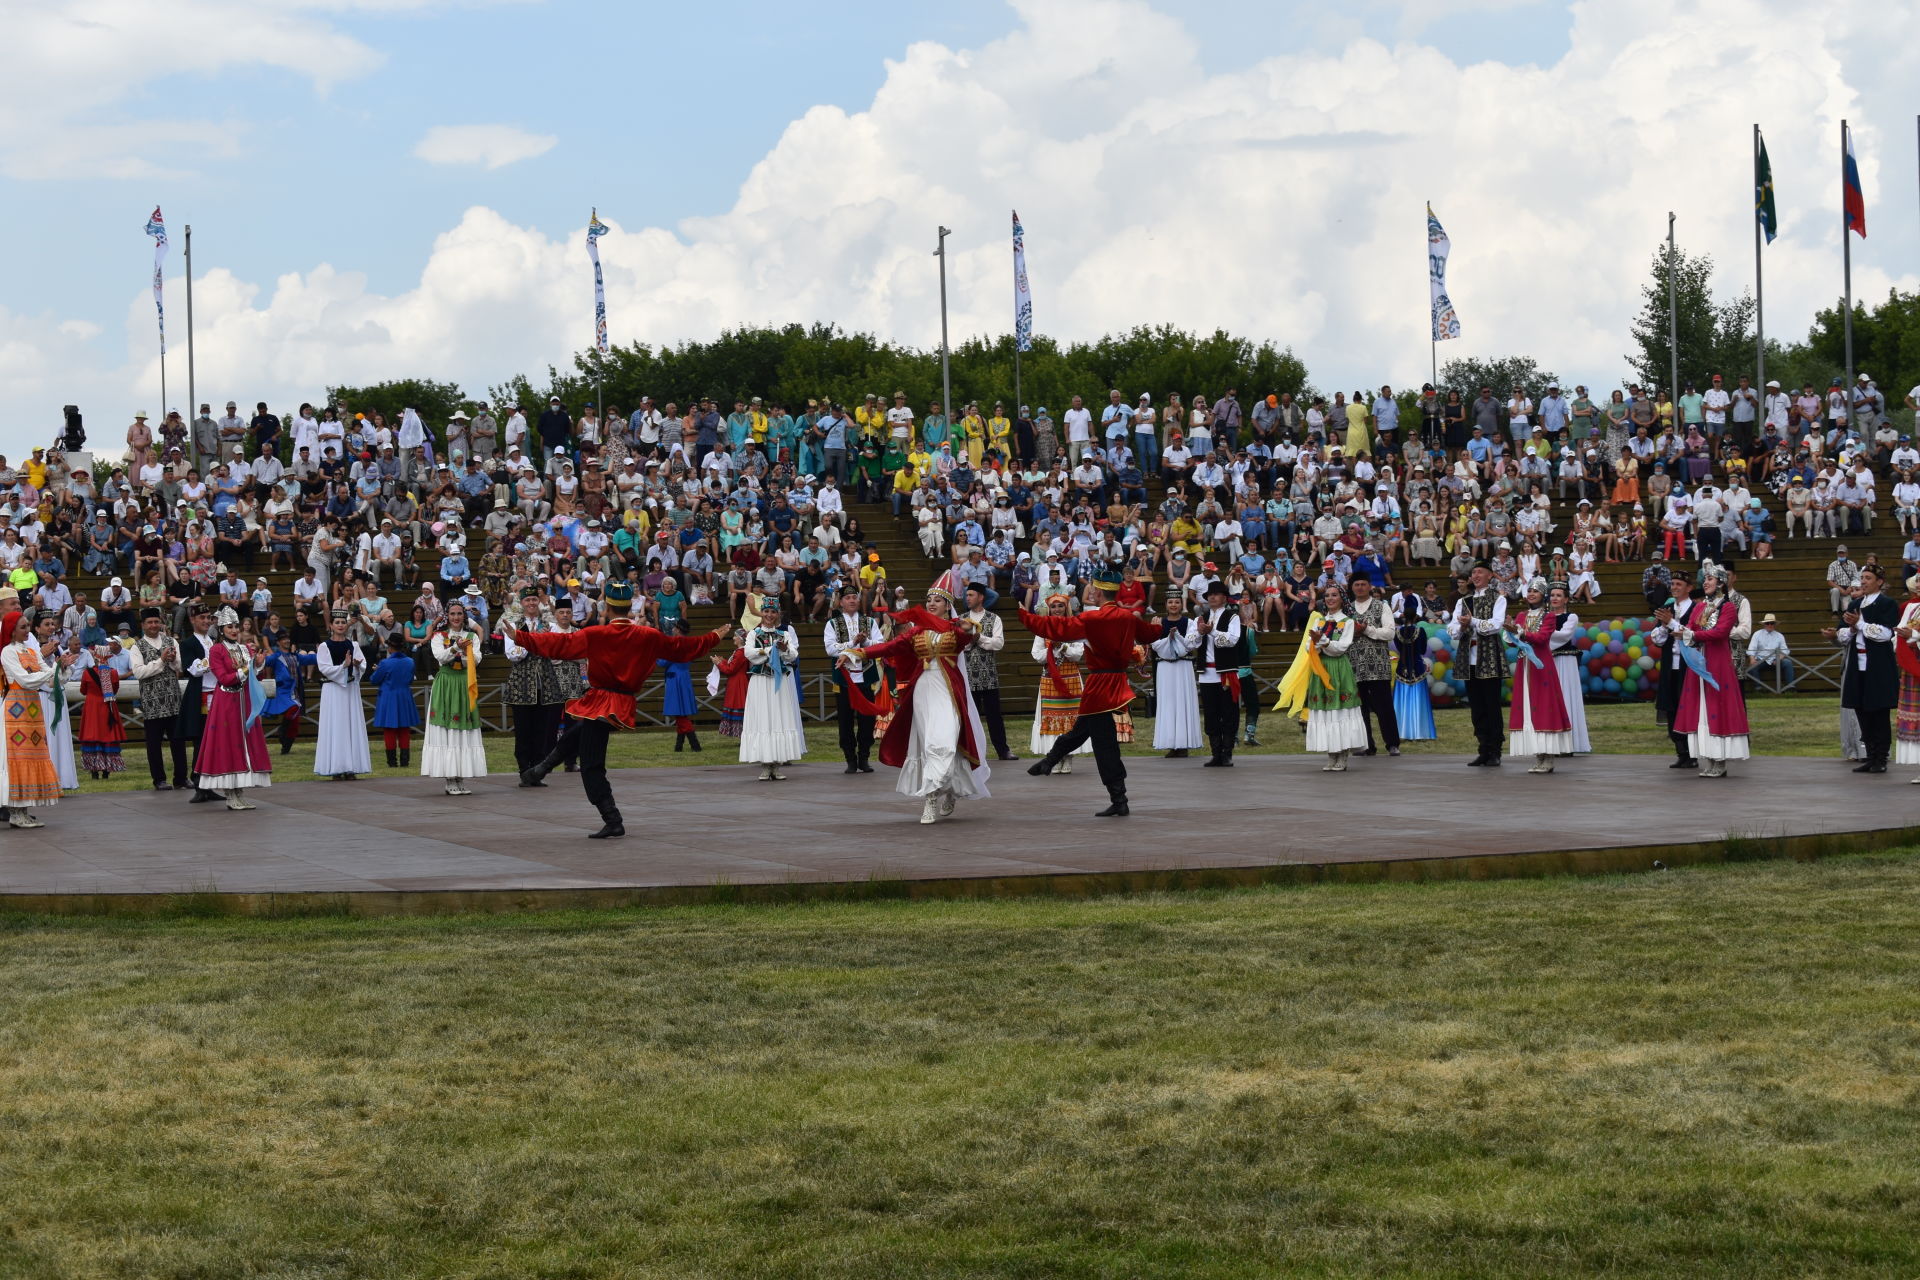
left=1438, top=356, right=1560, bottom=398
left=1626, top=245, right=1756, bottom=393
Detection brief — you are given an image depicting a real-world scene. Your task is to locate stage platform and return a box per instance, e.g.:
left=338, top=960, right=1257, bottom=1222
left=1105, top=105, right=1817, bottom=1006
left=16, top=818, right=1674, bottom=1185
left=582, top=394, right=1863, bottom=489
left=2, top=755, right=1913, bottom=915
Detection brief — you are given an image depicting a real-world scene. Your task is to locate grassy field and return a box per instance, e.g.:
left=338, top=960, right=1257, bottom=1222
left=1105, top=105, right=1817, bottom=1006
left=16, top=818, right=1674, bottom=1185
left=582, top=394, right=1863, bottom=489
left=4, top=855, right=1920, bottom=1278
left=71, top=694, right=1851, bottom=794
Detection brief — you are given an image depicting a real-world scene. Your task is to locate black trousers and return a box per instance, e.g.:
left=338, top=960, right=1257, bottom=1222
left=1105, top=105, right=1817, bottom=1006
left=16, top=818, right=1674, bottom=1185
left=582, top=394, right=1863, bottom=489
left=576, top=719, right=616, bottom=813
left=513, top=701, right=565, bottom=773
left=1200, top=682, right=1240, bottom=760
left=972, top=687, right=1012, bottom=757
left=1357, top=679, right=1400, bottom=752
left=1466, top=677, right=1504, bottom=759
left=835, top=677, right=876, bottom=765
left=143, top=713, right=189, bottom=787
left=1858, top=706, right=1892, bottom=763
left=1038, top=708, right=1128, bottom=801
left=178, top=688, right=208, bottom=787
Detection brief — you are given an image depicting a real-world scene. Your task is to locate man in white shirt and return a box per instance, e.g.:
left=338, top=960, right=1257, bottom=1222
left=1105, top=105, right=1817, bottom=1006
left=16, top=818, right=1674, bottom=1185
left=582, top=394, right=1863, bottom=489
left=1702, top=374, right=1732, bottom=437
left=816, top=477, right=845, bottom=518
left=1762, top=380, right=1792, bottom=444
left=1100, top=389, right=1132, bottom=448
left=1062, top=395, right=1093, bottom=466
left=292, top=567, right=325, bottom=611
left=884, top=392, right=915, bottom=447
left=1691, top=487, right=1725, bottom=561
left=1745, top=613, right=1795, bottom=690
left=1193, top=579, right=1247, bottom=766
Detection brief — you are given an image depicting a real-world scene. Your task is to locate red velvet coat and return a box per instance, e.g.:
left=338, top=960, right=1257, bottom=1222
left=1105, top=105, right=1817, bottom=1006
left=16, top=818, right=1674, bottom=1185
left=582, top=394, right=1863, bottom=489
left=1507, top=609, right=1572, bottom=733
left=861, top=610, right=980, bottom=772
left=1672, top=594, right=1749, bottom=738
left=515, top=622, right=721, bottom=728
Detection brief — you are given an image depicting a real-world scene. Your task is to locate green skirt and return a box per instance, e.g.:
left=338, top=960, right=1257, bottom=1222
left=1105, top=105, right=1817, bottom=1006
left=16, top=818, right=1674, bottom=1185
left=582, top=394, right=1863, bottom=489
left=1305, top=654, right=1359, bottom=713
left=427, top=667, right=481, bottom=730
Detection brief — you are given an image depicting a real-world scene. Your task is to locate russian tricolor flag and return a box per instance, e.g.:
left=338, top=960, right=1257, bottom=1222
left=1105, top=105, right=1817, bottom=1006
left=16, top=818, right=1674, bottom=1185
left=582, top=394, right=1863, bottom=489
left=1843, top=122, right=1866, bottom=238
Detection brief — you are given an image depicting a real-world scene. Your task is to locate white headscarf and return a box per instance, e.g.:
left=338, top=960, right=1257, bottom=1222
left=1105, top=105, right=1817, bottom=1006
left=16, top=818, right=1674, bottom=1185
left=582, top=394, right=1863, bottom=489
left=399, top=408, right=426, bottom=449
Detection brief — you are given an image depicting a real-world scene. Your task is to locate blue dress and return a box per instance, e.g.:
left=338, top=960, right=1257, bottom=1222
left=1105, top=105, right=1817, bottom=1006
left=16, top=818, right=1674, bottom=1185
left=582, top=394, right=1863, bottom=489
left=369, top=653, right=421, bottom=729
left=656, top=659, right=696, bottom=719
left=261, top=650, right=303, bottom=716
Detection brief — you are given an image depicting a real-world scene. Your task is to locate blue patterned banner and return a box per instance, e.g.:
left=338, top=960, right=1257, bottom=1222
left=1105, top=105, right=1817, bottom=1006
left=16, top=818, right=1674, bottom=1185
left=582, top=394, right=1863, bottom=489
left=1427, top=203, right=1460, bottom=342
left=586, top=209, right=610, bottom=354
left=145, top=205, right=168, bottom=355
left=1012, top=209, right=1032, bottom=353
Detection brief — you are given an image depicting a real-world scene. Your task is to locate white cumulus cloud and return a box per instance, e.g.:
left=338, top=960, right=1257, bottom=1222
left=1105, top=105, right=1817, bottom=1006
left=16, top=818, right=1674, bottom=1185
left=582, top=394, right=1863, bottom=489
left=6, top=0, right=1917, bottom=458
left=413, top=124, right=559, bottom=171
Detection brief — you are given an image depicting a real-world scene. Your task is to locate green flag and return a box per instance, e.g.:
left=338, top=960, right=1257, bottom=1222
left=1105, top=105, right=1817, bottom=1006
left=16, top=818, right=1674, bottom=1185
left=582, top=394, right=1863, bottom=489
left=1755, top=131, right=1778, bottom=243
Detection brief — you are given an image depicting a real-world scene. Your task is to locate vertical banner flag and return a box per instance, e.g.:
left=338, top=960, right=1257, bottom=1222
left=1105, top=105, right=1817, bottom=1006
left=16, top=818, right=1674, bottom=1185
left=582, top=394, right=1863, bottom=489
left=586, top=208, right=610, bottom=353
left=1011, top=209, right=1033, bottom=352
left=1842, top=122, right=1866, bottom=237
left=1755, top=130, right=1777, bottom=243
left=1426, top=203, right=1461, bottom=341
left=144, top=206, right=168, bottom=354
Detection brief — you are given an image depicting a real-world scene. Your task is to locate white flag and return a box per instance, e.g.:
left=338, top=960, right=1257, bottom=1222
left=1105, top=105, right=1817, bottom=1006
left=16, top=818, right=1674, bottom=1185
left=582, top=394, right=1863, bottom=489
left=586, top=209, right=610, bottom=354
left=145, top=205, right=168, bottom=355
left=1427, top=203, right=1461, bottom=342
left=1012, top=210, right=1032, bottom=353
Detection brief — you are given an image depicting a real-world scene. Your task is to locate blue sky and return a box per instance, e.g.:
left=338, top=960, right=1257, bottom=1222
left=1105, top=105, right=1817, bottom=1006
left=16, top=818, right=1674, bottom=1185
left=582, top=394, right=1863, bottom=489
left=1, top=0, right=1906, bottom=456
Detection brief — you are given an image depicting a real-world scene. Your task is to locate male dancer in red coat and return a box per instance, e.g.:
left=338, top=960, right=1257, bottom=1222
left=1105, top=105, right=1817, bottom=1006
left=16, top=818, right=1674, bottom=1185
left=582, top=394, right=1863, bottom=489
left=1019, top=567, right=1161, bottom=816
left=512, top=615, right=728, bottom=837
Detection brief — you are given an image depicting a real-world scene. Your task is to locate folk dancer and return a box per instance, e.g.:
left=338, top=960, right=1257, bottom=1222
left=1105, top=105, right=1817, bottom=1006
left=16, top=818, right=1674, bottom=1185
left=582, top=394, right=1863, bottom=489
left=178, top=605, right=221, bottom=802
left=314, top=609, right=371, bottom=780
left=1827, top=562, right=1898, bottom=774
left=1391, top=589, right=1436, bottom=742
left=1149, top=593, right=1202, bottom=758
left=822, top=586, right=884, bottom=773
left=1304, top=585, right=1368, bottom=770
left=843, top=579, right=992, bottom=823
left=658, top=642, right=702, bottom=752
left=1346, top=577, right=1398, bottom=757
left=369, top=633, right=419, bottom=768
left=1648, top=567, right=1699, bottom=769
left=1672, top=562, right=1752, bottom=777
left=423, top=600, right=488, bottom=795
left=502, top=588, right=571, bottom=778
left=1195, top=579, right=1246, bottom=766
left=1028, top=595, right=1091, bottom=773
left=260, top=636, right=306, bottom=755
left=1892, top=591, right=1920, bottom=783
left=1547, top=585, right=1591, bottom=754
left=27, top=613, right=78, bottom=793
left=961, top=583, right=1019, bottom=760
left=709, top=630, right=751, bottom=739
left=76, top=651, right=126, bottom=779
left=1022, top=567, right=1167, bottom=818
left=196, top=606, right=273, bottom=810
left=129, top=609, right=190, bottom=790
left=740, top=599, right=806, bottom=780
left=0, top=610, right=62, bottom=826
left=1449, top=563, right=1509, bottom=766
left=512, top=615, right=728, bottom=838
left=1504, top=578, right=1574, bottom=773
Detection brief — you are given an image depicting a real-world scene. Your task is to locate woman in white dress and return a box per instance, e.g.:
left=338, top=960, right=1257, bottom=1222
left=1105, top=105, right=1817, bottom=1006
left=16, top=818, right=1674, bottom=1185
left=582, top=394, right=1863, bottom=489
left=1028, top=595, right=1093, bottom=771
left=1547, top=585, right=1591, bottom=754
left=313, top=609, right=371, bottom=779
left=739, top=599, right=806, bottom=780
left=28, top=618, right=79, bottom=792
left=421, top=601, right=488, bottom=794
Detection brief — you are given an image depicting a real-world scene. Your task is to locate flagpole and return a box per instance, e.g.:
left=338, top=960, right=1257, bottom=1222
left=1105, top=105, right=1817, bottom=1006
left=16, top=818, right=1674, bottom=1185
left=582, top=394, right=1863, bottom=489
left=935, top=226, right=952, bottom=438
left=1667, top=212, right=1679, bottom=405
left=186, top=223, right=197, bottom=469
left=1842, top=119, right=1855, bottom=398
left=1752, top=127, right=1765, bottom=392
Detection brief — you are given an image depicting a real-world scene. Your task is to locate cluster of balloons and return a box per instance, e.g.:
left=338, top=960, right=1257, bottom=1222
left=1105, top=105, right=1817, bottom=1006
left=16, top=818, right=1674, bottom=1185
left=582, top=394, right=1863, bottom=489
left=1419, top=616, right=1662, bottom=706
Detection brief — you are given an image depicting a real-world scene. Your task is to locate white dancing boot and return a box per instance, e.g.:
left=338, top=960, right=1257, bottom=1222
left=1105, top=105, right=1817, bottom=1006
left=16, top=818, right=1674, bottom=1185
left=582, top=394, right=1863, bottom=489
left=444, top=778, right=461, bottom=796
left=1057, top=758, right=1073, bottom=774
left=456, top=778, right=473, bottom=795
left=1324, top=752, right=1348, bottom=772
left=225, top=788, right=256, bottom=811
left=8, top=807, right=42, bottom=828
left=770, top=762, right=788, bottom=781
left=1528, top=754, right=1555, bottom=774
left=759, top=764, right=775, bottom=781
left=920, top=795, right=941, bottom=824
left=936, top=788, right=955, bottom=817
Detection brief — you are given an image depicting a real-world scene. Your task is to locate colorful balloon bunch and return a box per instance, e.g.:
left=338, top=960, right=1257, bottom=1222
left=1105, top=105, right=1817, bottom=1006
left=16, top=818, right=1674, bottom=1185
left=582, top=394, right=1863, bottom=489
left=1420, top=616, right=1662, bottom=705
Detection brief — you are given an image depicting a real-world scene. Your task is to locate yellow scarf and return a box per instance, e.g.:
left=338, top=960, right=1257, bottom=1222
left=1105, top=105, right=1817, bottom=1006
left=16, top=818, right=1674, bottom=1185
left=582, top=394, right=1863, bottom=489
left=1272, top=610, right=1331, bottom=721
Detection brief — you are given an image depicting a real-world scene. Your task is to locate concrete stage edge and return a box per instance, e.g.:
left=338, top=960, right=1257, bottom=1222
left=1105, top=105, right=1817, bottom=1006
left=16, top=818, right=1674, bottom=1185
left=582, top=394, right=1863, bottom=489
left=1, top=755, right=1911, bottom=917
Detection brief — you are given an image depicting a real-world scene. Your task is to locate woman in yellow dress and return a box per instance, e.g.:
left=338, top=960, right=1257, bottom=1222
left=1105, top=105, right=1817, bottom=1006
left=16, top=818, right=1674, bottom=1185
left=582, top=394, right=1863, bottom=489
left=958, top=403, right=987, bottom=469
left=986, top=403, right=1012, bottom=466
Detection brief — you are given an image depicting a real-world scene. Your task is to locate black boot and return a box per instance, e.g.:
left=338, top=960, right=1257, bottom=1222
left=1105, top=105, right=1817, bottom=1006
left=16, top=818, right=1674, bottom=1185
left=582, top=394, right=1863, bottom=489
left=1026, top=752, right=1061, bottom=778
left=400, top=747, right=411, bottom=768
left=844, top=756, right=860, bottom=774
left=520, top=741, right=565, bottom=788
left=674, top=731, right=686, bottom=753
left=1095, top=787, right=1130, bottom=818
left=386, top=748, right=399, bottom=769
left=189, top=786, right=218, bottom=803
left=588, top=800, right=625, bottom=839
left=686, top=731, right=702, bottom=753
left=855, top=752, right=873, bottom=774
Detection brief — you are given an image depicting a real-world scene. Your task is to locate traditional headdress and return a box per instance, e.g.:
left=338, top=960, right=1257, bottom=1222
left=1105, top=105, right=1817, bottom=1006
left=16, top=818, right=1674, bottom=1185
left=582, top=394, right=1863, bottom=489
left=1526, top=576, right=1549, bottom=595
left=925, top=567, right=963, bottom=609
left=1699, top=559, right=1730, bottom=585
left=214, top=606, right=240, bottom=628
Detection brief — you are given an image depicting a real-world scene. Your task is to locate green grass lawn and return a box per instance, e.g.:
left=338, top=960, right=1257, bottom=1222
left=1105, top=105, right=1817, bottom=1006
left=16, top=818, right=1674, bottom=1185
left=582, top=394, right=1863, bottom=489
left=4, top=855, right=1920, bottom=1277
left=71, top=694, right=1851, bottom=794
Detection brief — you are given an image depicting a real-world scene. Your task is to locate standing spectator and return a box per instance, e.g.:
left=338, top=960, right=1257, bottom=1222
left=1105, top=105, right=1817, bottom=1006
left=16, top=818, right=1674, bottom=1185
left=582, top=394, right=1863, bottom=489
left=538, top=396, right=573, bottom=466
left=1062, top=395, right=1093, bottom=466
